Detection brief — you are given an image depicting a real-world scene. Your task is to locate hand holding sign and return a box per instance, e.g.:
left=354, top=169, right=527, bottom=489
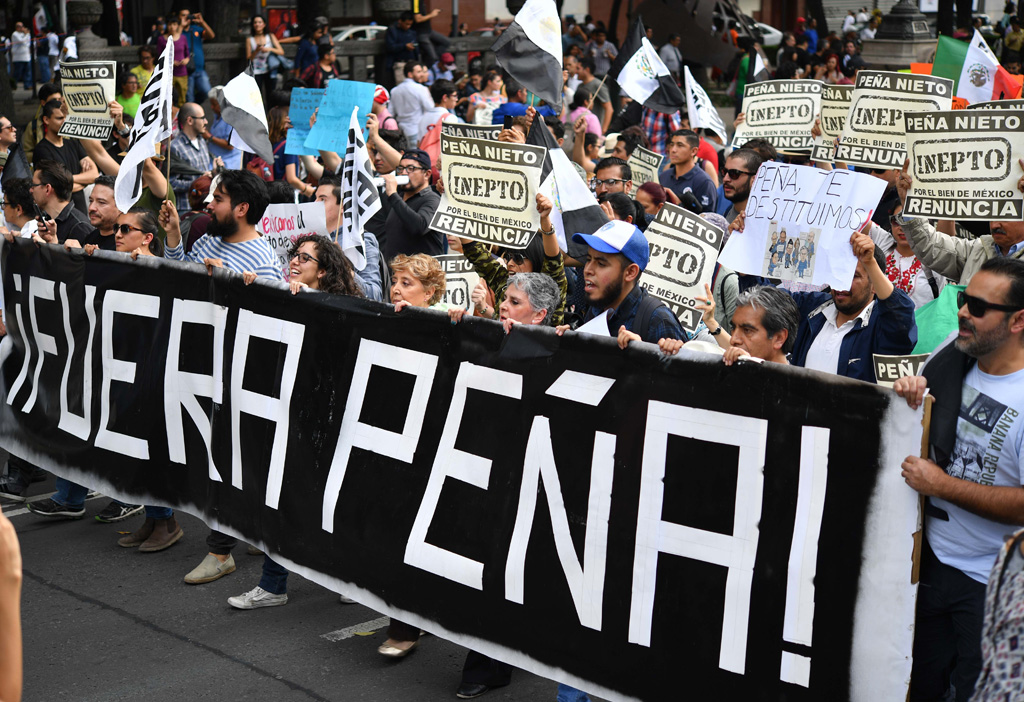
left=897, top=158, right=912, bottom=205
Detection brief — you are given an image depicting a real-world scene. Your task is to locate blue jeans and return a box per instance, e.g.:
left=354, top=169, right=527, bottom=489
left=556, top=684, right=591, bottom=702
left=37, top=55, right=50, bottom=83
left=145, top=506, right=173, bottom=519
left=54, top=477, right=88, bottom=509
left=187, top=68, right=211, bottom=104
left=259, top=556, right=289, bottom=595
left=12, top=61, right=31, bottom=87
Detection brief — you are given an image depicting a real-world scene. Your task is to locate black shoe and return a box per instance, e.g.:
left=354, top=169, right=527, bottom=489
left=27, top=498, right=85, bottom=519
left=456, top=683, right=492, bottom=699
left=0, top=478, right=25, bottom=503
left=95, top=501, right=144, bottom=523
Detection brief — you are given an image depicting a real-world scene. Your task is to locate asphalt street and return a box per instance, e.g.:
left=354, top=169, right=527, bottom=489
left=7, top=475, right=578, bottom=702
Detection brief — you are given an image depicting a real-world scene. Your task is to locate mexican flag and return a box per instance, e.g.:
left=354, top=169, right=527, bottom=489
left=932, top=30, right=1022, bottom=104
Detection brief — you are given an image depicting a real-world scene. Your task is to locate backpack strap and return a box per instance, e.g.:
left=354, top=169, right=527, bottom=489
left=634, top=292, right=664, bottom=343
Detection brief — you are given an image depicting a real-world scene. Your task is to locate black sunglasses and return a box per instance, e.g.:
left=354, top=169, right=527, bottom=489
left=117, top=224, right=144, bottom=234
left=502, top=251, right=526, bottom=264
left=724, top=168, right=754, bottom=179
left=957, top=290, right=1023, bottom=317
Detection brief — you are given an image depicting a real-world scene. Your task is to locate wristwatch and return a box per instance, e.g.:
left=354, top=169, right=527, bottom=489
left=709, top=325, right=724, bottom=336
left=117, top=123, right=130, bottom=137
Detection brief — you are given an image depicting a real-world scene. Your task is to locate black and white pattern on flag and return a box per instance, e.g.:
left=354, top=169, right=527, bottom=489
left=491, top=0, right=564, bottom=110
left=608, top=15, right=684, bottom=114
left=339, top=106, right=380, bottom=271
left=732, top=80, right=822, bottom=153
left=0, top=243, right=922, bottom=702
left=684, top=66, right=728, bottom=139
left=430, top=134, right=545, bottom=249
left=221, top=69, right=275, bottom=164
left=835, top=71, right=953, bottom=170
left=904, top=109, right=1024, bottom=220
left=641, top=203, right=724, bottom=332
left=57, top=61, right=116, bottom=140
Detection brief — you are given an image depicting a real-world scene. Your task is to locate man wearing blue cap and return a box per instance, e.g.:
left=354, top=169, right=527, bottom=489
left=559, top=220, right=706, bottom=344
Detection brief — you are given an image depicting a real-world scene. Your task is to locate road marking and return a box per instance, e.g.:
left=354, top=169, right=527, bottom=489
left=2, top=492, right=107, bottom=518
left=320, top=616, right=390, bottom=642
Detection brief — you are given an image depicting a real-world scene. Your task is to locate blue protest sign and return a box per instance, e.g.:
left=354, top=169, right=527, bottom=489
left=285, top=88, right=326, bottom=156
left=303, top=80, right=376, bottom=154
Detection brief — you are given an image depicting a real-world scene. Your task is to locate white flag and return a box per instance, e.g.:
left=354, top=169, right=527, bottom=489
left=958, top=29, right=1003, bottom=104
left=114, top=39, right=174, bottom=213
left=684, top=67, right=728, bottom=139
left=337, top=106, right=381, bottom=271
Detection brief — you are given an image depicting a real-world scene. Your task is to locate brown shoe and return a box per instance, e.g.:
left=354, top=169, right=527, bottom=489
left=117, top=518, right=155, bottom=548
left=138, top=517, right=184, bottom=553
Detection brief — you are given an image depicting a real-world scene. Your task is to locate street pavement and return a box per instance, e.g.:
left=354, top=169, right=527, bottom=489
left=7, top=475, right=577, bottom=702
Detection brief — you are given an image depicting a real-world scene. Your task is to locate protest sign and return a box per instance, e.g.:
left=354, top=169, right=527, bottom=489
left=904, top=109, right=1024, bottom=220
left=257, top=202, right=329, bottom=281
left=285, top=88, right=326, bottom=156
left=718, top=162, right=886, bottom=290
left=836, top=71, right=953, bottom=169
left=430, top=134, right=545, bottom=249
left=732, top=80, right=822, bottom=152
left=641, top=203, right=724, bottom=332
left=873, top=353, right=930, bottom=388
left=966, top=99, right=1024, bottom=110
left=1, top=241, right=922, bottom=702
left=435, top=254, right=481, bottom=311
left=811, top=84, right=854, bottom=163
left=58, top=61, right=116, bottom=139
left=304, top=80, right=376, bottom=155
left=628, top=144, right=665, bottom=186
left=441, top=122, right=501, bottom=140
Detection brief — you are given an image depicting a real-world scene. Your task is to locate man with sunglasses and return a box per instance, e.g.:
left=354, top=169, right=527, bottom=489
left=894, top=160, right=1024, bottom=285
left=894, top=257, right=1024, bottom=702
left=721, top=148, right=763, bottom=225
left=378, top=149, right=442, bottom=261
left=867, top=165, right=901, bottom=232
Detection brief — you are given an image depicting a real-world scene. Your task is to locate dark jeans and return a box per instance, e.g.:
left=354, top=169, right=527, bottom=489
left=461, top=651, right=512, bottom=686
left=910, top=539, right=987, bottom=702
left=259, top=556, right=289, bottom=595
left=416, top=30, right=449, bottom=65
left=206, top=529, right=237, bottom=556
left=387, top=619, right=420, bottom=643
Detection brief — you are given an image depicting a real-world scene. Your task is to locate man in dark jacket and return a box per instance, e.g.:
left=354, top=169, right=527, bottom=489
left=789, top=231, right=917, bottom=382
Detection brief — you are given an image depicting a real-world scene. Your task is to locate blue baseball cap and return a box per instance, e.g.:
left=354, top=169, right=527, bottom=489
left=572, top=220, right=650, bottom=270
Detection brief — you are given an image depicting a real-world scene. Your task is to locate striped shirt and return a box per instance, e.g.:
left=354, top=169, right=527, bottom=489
left=166, top=234, right=284, bottom=281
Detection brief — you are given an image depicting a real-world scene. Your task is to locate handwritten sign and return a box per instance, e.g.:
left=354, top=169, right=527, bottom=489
left=257, top=202, right=329, bottom=281
left=286, top=88, right=326, bottom=156
left=304, top=80, right=376, bottom=155
left=836, top=71, right=953, bottom=169
left=732, top=80, right=822, bottom=152
left=59, top=61, right=116, bottom=139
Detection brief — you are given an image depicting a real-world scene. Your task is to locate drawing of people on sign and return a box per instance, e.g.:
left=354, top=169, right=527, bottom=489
left=761, top=221, right=819, bottom=282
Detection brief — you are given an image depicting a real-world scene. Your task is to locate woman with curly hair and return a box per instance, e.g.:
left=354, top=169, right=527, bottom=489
left=287, top=234, right=363, bottom=296
left=390, top=252, right=446, bottom=312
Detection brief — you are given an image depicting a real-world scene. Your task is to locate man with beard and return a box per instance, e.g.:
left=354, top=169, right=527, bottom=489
left=377, top=149, right=442, bottom=261
left=789, top=230, right=917, bottom=382
left=893, top=257, right=1024, bottom=702
left=159, top=170, right=281, bottom=584
left=721, top=149, right=762, bottom=224
left=64, top=175, right=119, bottom=251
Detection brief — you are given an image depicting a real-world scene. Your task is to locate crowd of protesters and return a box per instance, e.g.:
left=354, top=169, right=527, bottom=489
left=1, top=8, right=1024, bottom=702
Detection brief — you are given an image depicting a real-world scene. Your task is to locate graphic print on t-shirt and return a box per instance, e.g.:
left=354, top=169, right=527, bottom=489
left=949, top=385, right=1018, bottom=486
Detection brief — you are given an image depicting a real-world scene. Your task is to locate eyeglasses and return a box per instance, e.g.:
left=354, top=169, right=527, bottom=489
left=957, top=290, right=1024, bottom=317
left=502, top=251, right=527, bottom=264
left=889, top=214, right=903, bottom=225
left=117, top=224, right=145, bottom=234
left=395, top=165, right=427, bottom=174
left=28, top=182, right=43, bottom=189
left=0, top=124, right=14, bottom=131
left=291, top=251, right=320, bottom=265
left=869, top=168, right=889, bottom=175
left=591, top=177, right=627, bottom=188
left=724, top=168, right=754, bottom=179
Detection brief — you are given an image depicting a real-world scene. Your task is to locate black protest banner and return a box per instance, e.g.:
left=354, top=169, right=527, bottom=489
left=873, top=353, right=930, bottom=388
left=904, top=110, right=1024, bottom=220
left=811, top=84, right=854, bottom=164
left=836, top=71, right=953, bottom=169
left=641, top=203, right=724, bottom=332
left=431, top=135, right=545, bottom=249
left=58, top=61, right=117, bottom=140
left=0, top=243, right=922, bottom=702
left=732, top=80, right=822, bottom=152
left=442, top=121, right=502, bottom=140
left=435, top=253, right=480, bottom=311
left=967, top=99, right=1024, bottom=110
left=627, top=145, right=665, bottom=185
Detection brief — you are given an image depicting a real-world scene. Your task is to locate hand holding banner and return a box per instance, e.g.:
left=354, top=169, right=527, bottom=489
left=811, top=84, right=853, bottom=164
left=258, top=201, right=329, bottom=281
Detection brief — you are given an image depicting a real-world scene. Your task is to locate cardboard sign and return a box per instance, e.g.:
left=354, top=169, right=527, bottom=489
left=58, top=61, right=116, bottom=140
left=718, top=162, right=886, bottom=290
left=628, top=145, right=666, bottom=186
left=966, top=99, right=1024, bottom=110
left=732, top=80, right=823, bottom=153
left=304, top=80, right=376, bottom=155
left=873, top=353, right=930, bottom=388
left=836, top=71, right=953, bottom=169
left=257, top=202, right=329, bottom=281
left=285, top=88, right=326, bottom=156
left=904, top=110, right=1024, bottom=220
left=430, top=135, right=545, bottom=249
left=441, top=122, right=501, bottom=140
left=811, top=84, right=854, bottom=164
left=641, top=203, right=725, bottom=332
left=435, top=254, right=481, bottom=311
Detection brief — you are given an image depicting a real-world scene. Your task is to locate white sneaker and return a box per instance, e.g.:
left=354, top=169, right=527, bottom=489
left=339, top=594, right=356, bottom=604
left=228, top=586, right=288, bottom=610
